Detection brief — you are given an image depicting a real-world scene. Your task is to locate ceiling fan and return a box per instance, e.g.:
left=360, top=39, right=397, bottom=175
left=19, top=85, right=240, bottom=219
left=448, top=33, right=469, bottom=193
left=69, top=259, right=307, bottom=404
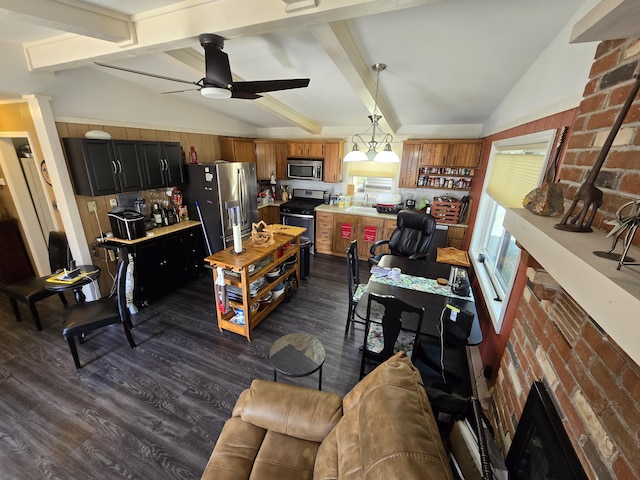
left=95, top=33, right=310, bottom=100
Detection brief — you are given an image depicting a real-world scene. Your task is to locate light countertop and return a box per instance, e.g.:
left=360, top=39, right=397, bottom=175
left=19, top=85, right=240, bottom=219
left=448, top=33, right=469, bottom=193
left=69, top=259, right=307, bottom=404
left=105, top=220, right=202, bottom=245
left=315, top=204, right=468, bottom=227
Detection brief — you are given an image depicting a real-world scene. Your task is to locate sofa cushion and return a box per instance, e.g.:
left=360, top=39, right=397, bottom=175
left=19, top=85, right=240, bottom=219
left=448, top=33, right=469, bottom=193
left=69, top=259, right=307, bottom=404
left=330, top=352, right=453, bottom=479
left=236, top=379, right=343, bottom=443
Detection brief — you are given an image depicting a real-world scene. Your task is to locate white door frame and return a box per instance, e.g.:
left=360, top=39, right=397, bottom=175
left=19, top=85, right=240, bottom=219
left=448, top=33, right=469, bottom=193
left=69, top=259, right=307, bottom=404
left=0, top=135, right=54, bottom=274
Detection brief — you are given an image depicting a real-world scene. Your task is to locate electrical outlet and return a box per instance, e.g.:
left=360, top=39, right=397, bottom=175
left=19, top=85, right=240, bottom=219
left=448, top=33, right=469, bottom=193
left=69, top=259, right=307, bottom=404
left=109, top=199, right=117, bottom=208
left=87, top=201, right=97, bottom=213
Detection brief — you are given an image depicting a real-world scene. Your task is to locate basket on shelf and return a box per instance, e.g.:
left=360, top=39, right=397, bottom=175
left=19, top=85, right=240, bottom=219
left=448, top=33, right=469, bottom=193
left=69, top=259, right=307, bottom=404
left=431, top=200, right=461, bottom=224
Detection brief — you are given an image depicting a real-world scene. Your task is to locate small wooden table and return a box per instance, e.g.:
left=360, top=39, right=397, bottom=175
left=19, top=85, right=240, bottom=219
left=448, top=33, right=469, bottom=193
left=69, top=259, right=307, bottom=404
left=270, top=333, right=326, bottom=390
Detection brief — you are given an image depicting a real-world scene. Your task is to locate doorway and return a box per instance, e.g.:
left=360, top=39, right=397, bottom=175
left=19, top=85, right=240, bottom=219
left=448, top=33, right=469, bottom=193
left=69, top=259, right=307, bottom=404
left=0, top=134, right=58, bottom=275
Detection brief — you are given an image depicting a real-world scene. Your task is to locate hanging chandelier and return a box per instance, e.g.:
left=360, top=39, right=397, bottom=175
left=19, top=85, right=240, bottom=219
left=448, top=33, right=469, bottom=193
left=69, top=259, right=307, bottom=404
left=343, top=63, right=399, bottom=163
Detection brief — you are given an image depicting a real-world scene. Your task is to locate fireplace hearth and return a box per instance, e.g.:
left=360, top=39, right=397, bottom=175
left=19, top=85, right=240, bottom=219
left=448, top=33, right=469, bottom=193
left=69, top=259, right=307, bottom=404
left=506, top=382, right=587, bottom=480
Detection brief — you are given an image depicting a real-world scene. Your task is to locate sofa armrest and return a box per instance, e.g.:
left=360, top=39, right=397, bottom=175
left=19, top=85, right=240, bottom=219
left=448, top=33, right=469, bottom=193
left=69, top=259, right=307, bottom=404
left=234, top=379, right=343, bottom=443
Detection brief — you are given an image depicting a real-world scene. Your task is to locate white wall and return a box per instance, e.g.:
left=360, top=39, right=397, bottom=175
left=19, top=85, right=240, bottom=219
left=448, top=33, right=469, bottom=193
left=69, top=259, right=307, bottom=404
left=482, top=0, right=600, bottom=136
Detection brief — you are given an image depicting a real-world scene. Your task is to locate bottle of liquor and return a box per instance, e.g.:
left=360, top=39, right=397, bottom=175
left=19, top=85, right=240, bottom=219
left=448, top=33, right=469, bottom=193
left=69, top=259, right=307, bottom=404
left=153, top=203, right=162, bottom=227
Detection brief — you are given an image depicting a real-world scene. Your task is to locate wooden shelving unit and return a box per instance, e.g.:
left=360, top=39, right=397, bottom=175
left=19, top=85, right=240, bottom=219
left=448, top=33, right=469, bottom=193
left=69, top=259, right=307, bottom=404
left=205, top=225, right=305, bottom=341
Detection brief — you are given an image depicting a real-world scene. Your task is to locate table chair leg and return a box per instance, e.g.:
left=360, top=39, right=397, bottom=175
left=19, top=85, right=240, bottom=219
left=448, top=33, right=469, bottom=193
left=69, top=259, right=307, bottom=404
left=66, top=336, right=82, bottom=369
left=318, top=365, right=323, bottom=391
left=28, top=304, right=43, bottom=331
left=9, top=298, right=22, bottom=322
left=58, top=292, right=68, bottom=306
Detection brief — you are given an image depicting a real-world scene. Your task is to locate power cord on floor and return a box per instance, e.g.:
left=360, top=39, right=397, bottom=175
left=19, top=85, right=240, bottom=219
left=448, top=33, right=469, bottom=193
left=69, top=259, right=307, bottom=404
left=439, top=306, right=447, bottom=383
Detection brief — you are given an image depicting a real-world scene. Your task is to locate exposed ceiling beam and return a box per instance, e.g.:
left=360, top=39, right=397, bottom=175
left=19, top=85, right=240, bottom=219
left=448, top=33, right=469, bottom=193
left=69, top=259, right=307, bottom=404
left=571, top=0, right=640, bottom=43
left=23, top=0, right=434, bottom=71
left=166, top=48, right=321, bottom=134
left=312, top=20, right=399, bottom=134
left=0, top=0, right=134, bottom=43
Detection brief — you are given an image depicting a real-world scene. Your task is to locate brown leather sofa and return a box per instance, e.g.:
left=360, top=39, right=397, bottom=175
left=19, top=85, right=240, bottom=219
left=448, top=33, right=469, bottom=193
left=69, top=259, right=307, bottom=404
left=201, top=352, right=453, bottom=479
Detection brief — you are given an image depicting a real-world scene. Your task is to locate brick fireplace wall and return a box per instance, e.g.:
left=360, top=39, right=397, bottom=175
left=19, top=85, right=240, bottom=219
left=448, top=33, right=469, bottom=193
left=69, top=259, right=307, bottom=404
left=486, top=36, right=640, bottom=479
left=489, top=252, right=640, bottom=478
left=560, top=36, right=640, bottom=244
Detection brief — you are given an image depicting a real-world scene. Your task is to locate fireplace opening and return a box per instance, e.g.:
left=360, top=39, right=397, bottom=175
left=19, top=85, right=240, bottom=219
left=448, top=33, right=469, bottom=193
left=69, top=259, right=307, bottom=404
left=506, top=381, right=587, bottom=479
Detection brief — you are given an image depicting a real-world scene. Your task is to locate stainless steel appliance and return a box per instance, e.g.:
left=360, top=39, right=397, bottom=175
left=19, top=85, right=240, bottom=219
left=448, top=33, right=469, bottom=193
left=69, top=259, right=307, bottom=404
left=286, top=158, right=323, bottom=181
left=183, top=163, right=258, bottom=254
left=279, top=188, right=325, bottom=254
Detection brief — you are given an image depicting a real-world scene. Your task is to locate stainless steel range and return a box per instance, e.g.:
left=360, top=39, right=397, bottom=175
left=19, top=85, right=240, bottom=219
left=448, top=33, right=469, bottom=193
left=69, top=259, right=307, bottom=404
left=279, top=189, right=325, bottom=254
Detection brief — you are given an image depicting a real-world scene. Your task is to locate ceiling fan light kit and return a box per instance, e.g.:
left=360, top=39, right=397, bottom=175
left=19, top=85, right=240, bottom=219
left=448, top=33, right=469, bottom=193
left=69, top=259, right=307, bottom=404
left=201, top=86, right=232, bottom=99
left=344, top=63, right=399, bottom=163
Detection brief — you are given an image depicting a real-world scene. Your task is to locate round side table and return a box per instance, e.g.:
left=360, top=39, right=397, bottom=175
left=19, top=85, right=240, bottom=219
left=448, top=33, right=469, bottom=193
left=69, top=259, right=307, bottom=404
left=269, top=333, right=326, bottom=390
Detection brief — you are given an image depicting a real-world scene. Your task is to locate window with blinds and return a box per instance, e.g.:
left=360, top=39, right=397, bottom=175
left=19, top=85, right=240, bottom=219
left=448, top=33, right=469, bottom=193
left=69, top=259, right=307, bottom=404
left=469, top=132, right=555, bottom=332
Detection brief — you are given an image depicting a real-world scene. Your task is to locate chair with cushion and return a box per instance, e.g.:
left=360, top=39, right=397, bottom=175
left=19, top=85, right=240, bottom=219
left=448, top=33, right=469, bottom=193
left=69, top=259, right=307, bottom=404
left=345, top=240, right=367, bottom=334
left=368, top=209, right=438, bottom=267
left=360, top=292, right=425, bottom=378
left=62, top=255, right=136, bottom=369
left=3, top=231, right=70, bottom=331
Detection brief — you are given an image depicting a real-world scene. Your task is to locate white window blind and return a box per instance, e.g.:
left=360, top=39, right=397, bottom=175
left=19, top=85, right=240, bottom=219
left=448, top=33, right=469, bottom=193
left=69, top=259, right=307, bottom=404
left=348, top=161, right=397, bottom=178
left=486, top=153, right=546, bottom=208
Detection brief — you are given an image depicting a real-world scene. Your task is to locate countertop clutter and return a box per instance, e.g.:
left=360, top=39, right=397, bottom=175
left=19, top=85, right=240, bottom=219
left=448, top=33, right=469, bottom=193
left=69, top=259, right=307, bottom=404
left=105, top=220, right=203, bottom=245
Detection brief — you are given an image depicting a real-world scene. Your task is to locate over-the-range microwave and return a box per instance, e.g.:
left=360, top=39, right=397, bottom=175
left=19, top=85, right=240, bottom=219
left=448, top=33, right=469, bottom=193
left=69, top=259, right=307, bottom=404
left=286, top=158, right=323, bottom=181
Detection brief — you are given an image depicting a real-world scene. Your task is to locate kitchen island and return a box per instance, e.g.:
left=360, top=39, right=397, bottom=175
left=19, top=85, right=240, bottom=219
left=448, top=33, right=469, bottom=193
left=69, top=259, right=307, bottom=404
left=205, top=225, right=306, bottom=341
left=105, top=220, right=205, bottom=306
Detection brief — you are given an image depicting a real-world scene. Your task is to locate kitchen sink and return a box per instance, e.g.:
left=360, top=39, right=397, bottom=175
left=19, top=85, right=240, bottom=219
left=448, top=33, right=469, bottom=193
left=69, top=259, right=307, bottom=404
left=345, top=206, right=377, bottom=214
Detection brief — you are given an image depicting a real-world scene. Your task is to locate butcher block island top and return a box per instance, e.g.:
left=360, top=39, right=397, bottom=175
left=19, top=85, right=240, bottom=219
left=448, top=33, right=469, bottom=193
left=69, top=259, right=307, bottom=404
left=205, top=225, right=306, bottom=341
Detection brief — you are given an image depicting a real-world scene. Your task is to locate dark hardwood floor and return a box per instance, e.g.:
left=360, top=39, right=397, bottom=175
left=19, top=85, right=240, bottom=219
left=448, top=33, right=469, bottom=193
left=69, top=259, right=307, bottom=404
left=0, top=253, right=471, bottom=479
left=0, top=254, right=368, bottom=479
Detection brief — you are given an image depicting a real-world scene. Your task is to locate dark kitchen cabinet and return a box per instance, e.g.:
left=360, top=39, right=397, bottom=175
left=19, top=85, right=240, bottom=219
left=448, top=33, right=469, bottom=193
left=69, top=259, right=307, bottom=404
left=63, top=138, right=144, bottom=196
left=138, top=141, right=185, bottom=188
left=130, top=225, right=204, bottom=306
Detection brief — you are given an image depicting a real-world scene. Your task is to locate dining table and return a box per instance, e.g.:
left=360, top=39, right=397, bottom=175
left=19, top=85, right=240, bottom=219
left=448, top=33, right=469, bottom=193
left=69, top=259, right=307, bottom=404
left=356, top=255, right=482, bottom=346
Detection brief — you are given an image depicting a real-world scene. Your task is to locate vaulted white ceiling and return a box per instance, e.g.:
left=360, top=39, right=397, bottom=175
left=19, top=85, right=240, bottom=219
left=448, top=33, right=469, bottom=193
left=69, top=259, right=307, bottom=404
left=0, top=0, right=613, bottom=137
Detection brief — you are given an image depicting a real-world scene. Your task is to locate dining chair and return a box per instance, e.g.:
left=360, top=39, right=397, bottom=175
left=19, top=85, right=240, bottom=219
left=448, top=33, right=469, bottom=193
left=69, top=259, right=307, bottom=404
left=360, top=292, right=425, bottom=379
left=368, top=209, right=437, bottom=267
left=62, top=255, right=136, bottom=369
left=2, top=231, right=71, bottom=331
left=345, top=240, right=367, bottom=334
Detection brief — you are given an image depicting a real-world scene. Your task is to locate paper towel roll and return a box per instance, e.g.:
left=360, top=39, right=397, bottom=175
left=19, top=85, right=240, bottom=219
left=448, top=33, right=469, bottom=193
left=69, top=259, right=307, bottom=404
left=233, top=224, right=243, bottom=253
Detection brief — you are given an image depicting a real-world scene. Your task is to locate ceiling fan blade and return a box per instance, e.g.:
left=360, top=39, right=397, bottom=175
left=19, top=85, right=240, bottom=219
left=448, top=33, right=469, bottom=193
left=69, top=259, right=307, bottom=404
left=94, top=62, right=198, bottom=86
left=232, top=79, right=310, bottom=94
left=230, top=91, right=262, bottom=100
left=161, top=88, right=201, bottom=94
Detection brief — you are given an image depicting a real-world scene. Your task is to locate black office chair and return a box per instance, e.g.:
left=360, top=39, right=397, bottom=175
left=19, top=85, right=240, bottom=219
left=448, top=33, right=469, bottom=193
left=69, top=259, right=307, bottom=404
left=3, top=231, right=71, bottom=330
left=368, top=210, right=437, bottom=267
left=345, top=240, right=367, bottom=334
left=360, top=292, right=425, bottom=379
left=62, top=256, right=136, bottom=369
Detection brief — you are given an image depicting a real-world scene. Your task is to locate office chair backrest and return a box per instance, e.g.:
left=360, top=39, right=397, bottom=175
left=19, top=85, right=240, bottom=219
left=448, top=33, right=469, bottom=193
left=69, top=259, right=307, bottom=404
left=48, top=231, right=72, bottom=272
left=347, top=240, right=360, bottom=298
left=388, top=210, right=437, bottom=259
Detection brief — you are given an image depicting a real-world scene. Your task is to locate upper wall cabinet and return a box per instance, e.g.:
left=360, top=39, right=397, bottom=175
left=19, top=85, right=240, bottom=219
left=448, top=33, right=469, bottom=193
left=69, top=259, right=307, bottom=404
left=138, top=141, right=184, bottom=189
left=323, top=141, right=344, bottom=183
left=63, top=138, right=145, bottom=196
left=288, top=141, right=324, bottom=158
left=255, top=140, right=287, bottom=181
left=399, top=139, right=483, bottom=190
left=63, top=138, right=183, bottom=197
left=219, top=137, right=257, bottom=163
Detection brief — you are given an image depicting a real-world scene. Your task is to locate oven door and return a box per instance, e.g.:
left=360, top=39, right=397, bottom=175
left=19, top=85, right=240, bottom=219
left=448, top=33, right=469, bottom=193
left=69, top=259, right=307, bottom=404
left=280, top=213, right=314, bottom=254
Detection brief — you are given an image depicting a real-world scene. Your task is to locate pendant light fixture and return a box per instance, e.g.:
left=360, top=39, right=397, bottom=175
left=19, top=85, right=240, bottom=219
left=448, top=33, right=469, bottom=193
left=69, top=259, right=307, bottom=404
left=343, top=63, right=399, bottom=163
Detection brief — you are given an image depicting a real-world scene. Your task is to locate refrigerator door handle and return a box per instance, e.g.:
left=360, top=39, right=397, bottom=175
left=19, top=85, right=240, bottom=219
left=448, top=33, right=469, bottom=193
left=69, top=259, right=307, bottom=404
left=238, top=168, right=247, bottom=226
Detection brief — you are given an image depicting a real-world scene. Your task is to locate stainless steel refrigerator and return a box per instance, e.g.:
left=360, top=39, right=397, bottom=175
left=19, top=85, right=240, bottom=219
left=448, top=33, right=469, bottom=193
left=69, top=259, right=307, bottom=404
left=183, top=163, right=258, bottom=254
